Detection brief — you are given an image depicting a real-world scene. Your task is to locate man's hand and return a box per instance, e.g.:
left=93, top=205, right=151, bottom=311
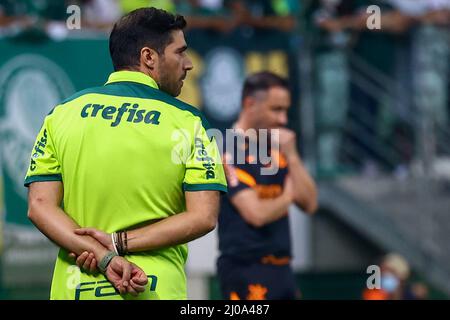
left=74, top=228, right=113, bottom=251
left=127, top=262, right=149, bottom=295
left=276, top=128, right=298, bottom=158
left=69, top=228, right=148, bottom=296
left=69, top=251, right=98, bottom=273
left=68, top=228, right=113, bottom=273
left=272, top=129, right=318, bottom=214
left=69, top=253, right=148, bottom=296
left=105, top=256, right=148, bottom=296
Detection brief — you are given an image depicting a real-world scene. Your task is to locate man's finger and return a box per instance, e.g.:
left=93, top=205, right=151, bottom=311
left=117, top=284, right=126, bottom=295
left=127, top=284, right=138, bottom=296
left=90, top=258, right=97, bottom=273
left=74, top=228, right=97, bottom=236
left=131, top=264, right=148, bottom=286
left=82, top=253, right=93, bottom=271
left=76, top=252, right=88, bottom=268
left=121, top=262, right=131, bottom=288
left=68, top=253, right=76, bottom=260
left=132, top=272, right=148, bottom=286
left=130, top=279, right=146, bottom=293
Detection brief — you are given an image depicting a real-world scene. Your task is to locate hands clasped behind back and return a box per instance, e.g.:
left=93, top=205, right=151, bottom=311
left=69, top=229, right=148, bottom=297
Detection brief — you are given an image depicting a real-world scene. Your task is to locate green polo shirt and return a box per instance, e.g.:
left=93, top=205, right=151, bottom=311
left=24, top=70, right=227, bottom=300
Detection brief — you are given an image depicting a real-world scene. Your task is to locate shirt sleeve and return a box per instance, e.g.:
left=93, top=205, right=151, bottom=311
left=223, top=159, right=256, bottom=199
left=182, top=119, right=227, bottom=193
left=24, top=115, right=62, bottom=187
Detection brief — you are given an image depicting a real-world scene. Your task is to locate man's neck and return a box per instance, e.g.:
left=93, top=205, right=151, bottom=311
left=136, top=66, right=160, bottom=87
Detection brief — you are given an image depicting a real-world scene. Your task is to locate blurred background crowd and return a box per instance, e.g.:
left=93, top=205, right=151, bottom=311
left=0, top=0, right=449, bottom=300
left=2, top=0, right=449, bottom=176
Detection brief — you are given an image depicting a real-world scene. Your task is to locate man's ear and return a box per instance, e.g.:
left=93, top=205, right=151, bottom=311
left=141, top=47, right=159, bottom=70
left=243, top=96, right=257, bottom=110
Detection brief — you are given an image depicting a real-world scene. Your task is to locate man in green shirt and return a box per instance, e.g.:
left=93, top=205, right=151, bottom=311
left=25, top=7, right=227, bottom=300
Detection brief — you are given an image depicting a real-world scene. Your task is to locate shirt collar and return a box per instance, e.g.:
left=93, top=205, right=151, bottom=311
left=105, top=70, right=159, bottom=89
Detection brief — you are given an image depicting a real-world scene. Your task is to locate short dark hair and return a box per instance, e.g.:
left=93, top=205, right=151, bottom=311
left=109, top=7, right=187, bottom=71
left=241, top=71, right=289, bottom=102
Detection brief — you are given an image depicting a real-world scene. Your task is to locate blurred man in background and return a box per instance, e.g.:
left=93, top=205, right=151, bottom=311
left=217, top=72, right=318, bottom=300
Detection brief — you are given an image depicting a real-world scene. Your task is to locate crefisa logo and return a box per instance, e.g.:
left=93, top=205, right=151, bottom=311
left=0, top=54, right=74, bottom=201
